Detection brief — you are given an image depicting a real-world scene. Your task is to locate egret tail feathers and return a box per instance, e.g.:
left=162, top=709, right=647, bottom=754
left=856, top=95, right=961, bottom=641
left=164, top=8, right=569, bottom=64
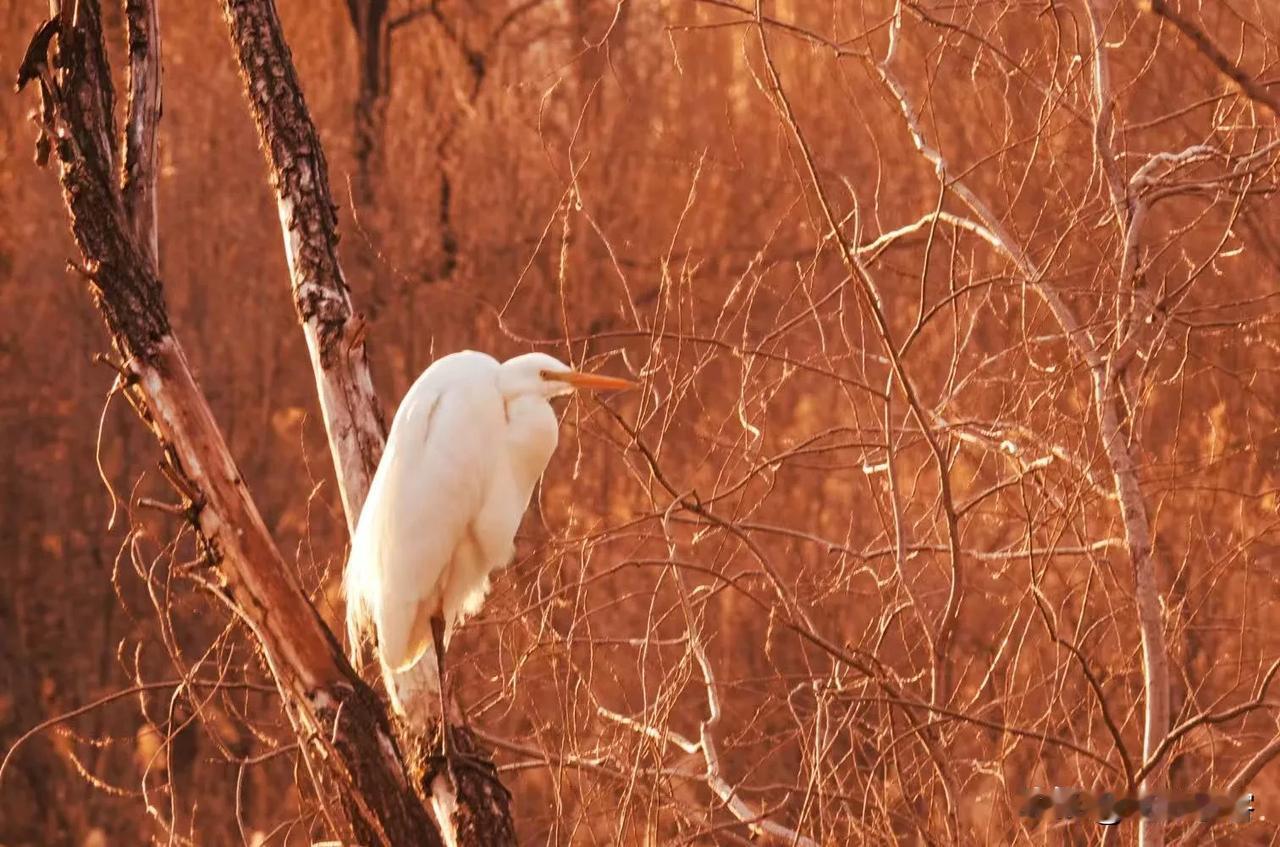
left=343, top=562, right=374, bottom=671
left=345, top=598, right=367, bottom=671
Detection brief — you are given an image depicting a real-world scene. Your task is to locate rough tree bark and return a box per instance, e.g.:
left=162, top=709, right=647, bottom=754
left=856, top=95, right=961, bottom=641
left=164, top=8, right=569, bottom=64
left=217, top=0, right=386, bottom=533
left=17, top=4, right=440, bottom=844
left=122, top=0, right=161, bottom=266
left=217, top=2, right=517, bottom=843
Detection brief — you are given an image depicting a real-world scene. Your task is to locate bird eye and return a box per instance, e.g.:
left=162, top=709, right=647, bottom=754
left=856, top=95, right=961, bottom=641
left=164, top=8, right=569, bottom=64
left=538, top=369, right=552, bottom=380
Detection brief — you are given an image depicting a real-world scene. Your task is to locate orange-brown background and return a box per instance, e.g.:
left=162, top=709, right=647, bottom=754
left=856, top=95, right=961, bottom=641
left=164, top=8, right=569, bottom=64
left=2, top=1, right=1277, bottom=844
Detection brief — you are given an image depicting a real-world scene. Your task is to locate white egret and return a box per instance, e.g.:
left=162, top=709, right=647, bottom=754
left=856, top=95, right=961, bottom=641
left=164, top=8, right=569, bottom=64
left=343, top=350, right=634, bottom=765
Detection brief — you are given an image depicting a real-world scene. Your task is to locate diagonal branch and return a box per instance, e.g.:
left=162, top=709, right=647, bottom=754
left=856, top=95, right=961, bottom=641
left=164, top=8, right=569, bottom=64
left=678, top=570, right=820, bottom=847
left=216, top=2, right=516, bottom=843
left=218, top=0, right=387, bottom=531
left=1140, top=0, right=1280, bottom=119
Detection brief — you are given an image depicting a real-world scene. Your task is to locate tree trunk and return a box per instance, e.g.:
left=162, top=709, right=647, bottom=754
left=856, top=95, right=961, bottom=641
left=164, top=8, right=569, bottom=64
left=18, top=4, right=440, bottom=844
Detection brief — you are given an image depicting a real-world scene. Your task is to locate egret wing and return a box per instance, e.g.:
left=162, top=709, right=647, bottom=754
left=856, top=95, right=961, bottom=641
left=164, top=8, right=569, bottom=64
left=346, top=354, right=504, bottom=671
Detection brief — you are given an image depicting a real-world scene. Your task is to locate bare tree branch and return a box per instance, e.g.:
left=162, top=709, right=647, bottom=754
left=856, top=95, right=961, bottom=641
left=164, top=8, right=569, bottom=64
left=870, top=6, right=1174, bottom=844
left=1141, top=0, right=1280, bottom=119
left=1176, top=729, right=1280, bottom=843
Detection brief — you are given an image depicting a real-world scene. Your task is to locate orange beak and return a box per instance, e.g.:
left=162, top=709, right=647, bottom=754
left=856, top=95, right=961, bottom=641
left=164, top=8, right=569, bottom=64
left=557, top=370, right=637, bottom=392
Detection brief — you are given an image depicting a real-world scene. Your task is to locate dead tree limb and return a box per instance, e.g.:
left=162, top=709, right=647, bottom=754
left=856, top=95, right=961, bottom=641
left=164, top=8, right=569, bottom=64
left=216, top=2, right=517, bottom=843
left=16, top=5, right=439, bottom=844
left=217, top=0, right=387, bottom=532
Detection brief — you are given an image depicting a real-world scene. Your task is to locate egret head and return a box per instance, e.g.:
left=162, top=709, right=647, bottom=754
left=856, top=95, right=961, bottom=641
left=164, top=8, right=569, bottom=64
left=498, top=352, right=636, bottom=400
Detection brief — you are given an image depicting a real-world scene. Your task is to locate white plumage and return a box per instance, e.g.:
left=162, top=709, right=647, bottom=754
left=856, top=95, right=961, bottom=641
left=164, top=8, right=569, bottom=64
left=344, top=350, right=633, bottom=731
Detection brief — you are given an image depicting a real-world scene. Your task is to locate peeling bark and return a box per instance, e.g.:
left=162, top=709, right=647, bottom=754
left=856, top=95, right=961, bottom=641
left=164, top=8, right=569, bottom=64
left=122, top=0, right=161, bottom=267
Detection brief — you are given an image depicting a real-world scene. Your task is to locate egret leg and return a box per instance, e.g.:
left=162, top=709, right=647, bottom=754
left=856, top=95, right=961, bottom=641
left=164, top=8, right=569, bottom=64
left=429, top=614, right=451, bottom=761
left=428, top=614, right=496, bottom=786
